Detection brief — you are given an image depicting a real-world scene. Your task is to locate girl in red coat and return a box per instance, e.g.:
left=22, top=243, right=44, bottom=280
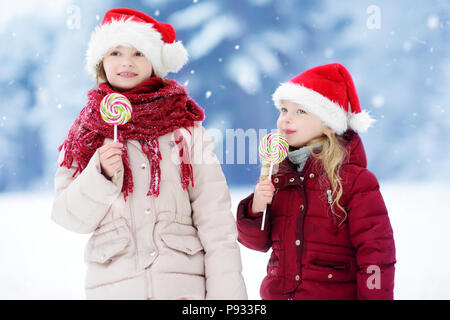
left=237, top=63, right=396, bottom=300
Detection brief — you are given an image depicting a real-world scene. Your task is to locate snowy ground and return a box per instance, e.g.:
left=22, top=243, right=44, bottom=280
left=1, top=182, right=449, bottom=300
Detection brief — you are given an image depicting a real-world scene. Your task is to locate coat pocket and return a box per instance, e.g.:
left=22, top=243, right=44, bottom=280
left=306, top=255, right=356, bottom=283
left=85, top=217, right=132, bottom=264
left=160, top=234, right=204, bottom=255
left=310, top=259, right=350, bottom=271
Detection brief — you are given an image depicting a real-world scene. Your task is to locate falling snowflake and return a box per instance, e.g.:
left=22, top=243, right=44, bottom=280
left=402, top=41, right=412, bottom=52
left=205, top=91, right=212, bottom=99
left=372, top=95, right=385, bottom=108
left=324, top=48, right=334, bottom=58
left=234, top=45, right=240, bottom=50
left=427, top=15, right=439, bottom=29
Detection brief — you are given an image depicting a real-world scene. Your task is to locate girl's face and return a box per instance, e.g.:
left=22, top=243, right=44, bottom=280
left=102, top=45, right=153, bottom=91
left=277, top=99, right=325, bottom=148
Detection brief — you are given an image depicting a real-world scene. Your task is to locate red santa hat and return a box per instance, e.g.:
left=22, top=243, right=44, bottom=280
left=272, top=63, right=375, bottom=135
left=86, top=8, right=188, bottom=80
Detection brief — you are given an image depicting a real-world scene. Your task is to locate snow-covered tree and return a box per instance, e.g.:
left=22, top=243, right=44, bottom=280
left=0, top=0, right=449, bottom=191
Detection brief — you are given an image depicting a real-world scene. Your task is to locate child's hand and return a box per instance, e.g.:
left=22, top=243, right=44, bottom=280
left=99, top=142, right=124, bottom=180
left=252, top=178, right=275, bottom=213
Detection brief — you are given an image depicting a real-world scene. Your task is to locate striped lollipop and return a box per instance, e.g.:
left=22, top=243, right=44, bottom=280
left=100, top=93, right=132, bottom=141
left=259, top=133, right=289, bottom=165
left=258, top=132, right=289, bottom=230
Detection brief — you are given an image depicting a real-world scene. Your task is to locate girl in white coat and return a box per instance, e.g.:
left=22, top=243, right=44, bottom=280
left=51, top=8, right=247, bottom=300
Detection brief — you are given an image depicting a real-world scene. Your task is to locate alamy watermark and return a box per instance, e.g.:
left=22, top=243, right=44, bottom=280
left=167, top=123, right=279, bottom=166
left=366, top=265, right=381, bottom=290
left=66, top=5, right=81, bottom=30
left=366, top=5, right=381, bottom=30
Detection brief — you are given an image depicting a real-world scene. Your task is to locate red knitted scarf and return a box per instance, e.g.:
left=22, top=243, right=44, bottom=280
left=59, top=77, right=205, bottom=199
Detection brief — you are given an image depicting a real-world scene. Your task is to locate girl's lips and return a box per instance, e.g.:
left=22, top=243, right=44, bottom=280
left=118, top=72, right=137, bottom=78
left=283, top=129, right=297, bottom=135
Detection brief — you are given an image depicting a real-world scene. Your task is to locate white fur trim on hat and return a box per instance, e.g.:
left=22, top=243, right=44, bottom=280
left=85, top=18, right=188, bottom=80
left=273, top=82, right=349, bottom=135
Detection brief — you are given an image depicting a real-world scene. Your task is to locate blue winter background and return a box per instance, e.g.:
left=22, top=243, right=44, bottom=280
left=1, top=0, right=449, bottom=299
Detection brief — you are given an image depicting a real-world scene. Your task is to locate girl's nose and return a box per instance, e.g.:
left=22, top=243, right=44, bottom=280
left=121, top=60, right=134, bottom=67
left=282, top=115, right=292, bottom=123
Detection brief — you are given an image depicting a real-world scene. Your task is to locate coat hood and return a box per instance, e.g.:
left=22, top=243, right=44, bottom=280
left=341, top=130, right=367, bottom=168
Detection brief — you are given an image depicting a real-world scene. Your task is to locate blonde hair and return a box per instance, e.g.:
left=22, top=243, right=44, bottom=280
left=308, top=129, right=348, bottom=227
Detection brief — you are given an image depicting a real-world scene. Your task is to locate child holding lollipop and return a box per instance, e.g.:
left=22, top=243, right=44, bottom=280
left=237, top=63, right=396, bottom=300
left=51, top=8, right=247, bottom=300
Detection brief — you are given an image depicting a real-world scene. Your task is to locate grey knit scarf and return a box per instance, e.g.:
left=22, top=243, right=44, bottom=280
left=288, top=142, right=322, bottom=174
left=288, top=146, right=311, bottom=173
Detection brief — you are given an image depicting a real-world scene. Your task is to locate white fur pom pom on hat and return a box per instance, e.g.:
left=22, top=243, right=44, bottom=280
left=348, top=110, right=375, bottom=133
left=85, top=8, right=188, bottom=80
left=162, top=41, right=189, bottom=73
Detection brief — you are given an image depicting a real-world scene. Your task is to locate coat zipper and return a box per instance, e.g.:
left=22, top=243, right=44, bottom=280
left=128, top=199, right=139, bottom=270
left=326, top=189, right=333, bottom=205
left=326, top=189, right=337, bottom=229
left=126, top=141, right=141, bottom=270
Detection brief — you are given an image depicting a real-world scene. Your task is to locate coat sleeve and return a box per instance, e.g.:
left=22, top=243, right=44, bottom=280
left=347, top=168, right=396, bottom=300
left=51, top=147, right=123, bottom=234
left=187, top=125, right=248, bottom=300
left=236, top=193, right=272, bottom=252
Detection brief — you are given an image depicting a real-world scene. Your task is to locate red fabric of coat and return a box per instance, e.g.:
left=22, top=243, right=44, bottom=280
left=237, top=131, right=396, bottom=300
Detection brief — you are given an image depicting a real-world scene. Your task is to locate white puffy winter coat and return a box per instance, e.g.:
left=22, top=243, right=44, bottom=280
left=51, top=124, right=247, bottom=300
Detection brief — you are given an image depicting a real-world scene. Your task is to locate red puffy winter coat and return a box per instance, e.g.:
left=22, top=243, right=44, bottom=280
left=237, top=131, right=396, bottom=300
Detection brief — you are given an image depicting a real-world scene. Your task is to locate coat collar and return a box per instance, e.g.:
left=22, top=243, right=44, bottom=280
left=270, top=130, right=367, bottom=189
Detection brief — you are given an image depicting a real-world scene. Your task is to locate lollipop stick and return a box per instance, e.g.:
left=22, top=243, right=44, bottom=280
left=113, top=124, right=118, bottom=180
left=261, top=162, right=274, bottom=231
